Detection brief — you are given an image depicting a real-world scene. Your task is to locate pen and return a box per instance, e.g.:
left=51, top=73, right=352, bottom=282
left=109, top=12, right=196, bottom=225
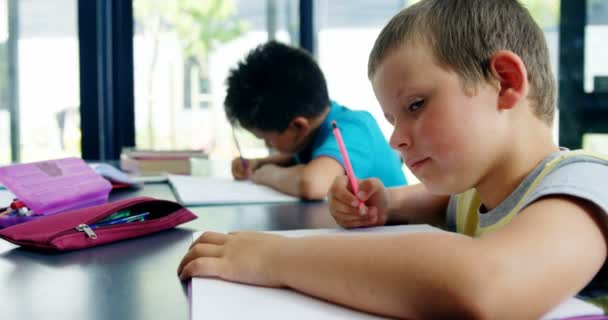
left=331, top=120, right=366, bottom=216
left=91, top=212, right=150, bottom=228
left=231, top=126, right=249, bottom=171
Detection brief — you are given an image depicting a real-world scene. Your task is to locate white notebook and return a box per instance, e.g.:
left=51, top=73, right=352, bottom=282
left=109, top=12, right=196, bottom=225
left=168, top=174, right=300, bottom=205
left=189, top=225, right=604, bottom=319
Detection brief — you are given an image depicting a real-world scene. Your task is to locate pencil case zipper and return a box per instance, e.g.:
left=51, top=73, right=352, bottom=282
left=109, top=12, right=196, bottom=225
left=47, top=198, right=187, bottom=244
left=71, top=211, right=189, bottom=241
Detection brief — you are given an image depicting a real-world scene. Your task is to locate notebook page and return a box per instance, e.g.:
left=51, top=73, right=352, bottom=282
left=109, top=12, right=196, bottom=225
left=168, top=174, right=300, bottom=205
left=540, top=296, right=603, bottom=319
left=189, top=225, right=604, bottom=319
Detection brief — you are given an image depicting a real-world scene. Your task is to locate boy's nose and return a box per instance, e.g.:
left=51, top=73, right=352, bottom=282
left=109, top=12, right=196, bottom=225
left=389, top=127, right=411, bottom=151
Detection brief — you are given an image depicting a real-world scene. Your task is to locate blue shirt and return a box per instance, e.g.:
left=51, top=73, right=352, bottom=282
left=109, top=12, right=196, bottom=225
left=295, top=101, right=407, bottom=187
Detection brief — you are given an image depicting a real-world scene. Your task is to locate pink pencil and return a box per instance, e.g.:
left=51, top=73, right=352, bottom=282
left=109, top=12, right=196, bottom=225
left=231, top=126, right=249, bottom=171
left=331, top=120, right=366, bottom=216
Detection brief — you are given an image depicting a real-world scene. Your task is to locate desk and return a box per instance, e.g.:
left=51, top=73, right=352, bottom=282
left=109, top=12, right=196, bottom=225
left=0, top=183, right=337, bottom=320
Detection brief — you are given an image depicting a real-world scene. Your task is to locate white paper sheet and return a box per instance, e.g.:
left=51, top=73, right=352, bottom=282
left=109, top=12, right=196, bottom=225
left=189, top=225, right=604, bottom=319
left=540, top=296, right=603, bottom=319
left=169, top=174, right=300, bottom=205
left=0, top=189, right=15, bottom=206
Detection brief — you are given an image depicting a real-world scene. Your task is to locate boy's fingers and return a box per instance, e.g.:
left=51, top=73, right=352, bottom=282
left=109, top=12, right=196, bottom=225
left=192, top=243, right=223, bottom=258
left=336, top=205, right=381, bottom=225
left=357, top=178, right=382, bottom=201
left=179, top=243, right=223, bottom=272
left=333, top=205, right=377, bottom=222
left=358, top=205, right=368, bottom=216
left=334, top=211, right=366, bottom=223
left=330, top=179, right=360, bottom=204
left=232, top=166, right=248, bottom=180
left=330, top=198, right=356, bottom=215
left=179, top=257, right=223, bottom=280
left=191, top=231, right=228, bottom=248
left=331, top=174, right=351, bottom=190
left=368, top=206, right=378, bottom=218
left=331, top=192, right=358, bottom=207
left=340, top=218, right=374, bottom=229
left=366, top=209, right=380, bottom=225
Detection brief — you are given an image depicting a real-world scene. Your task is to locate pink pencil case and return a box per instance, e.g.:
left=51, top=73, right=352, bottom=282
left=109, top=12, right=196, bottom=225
left=0, top=157, right=112, bottom=228
left=0, top=196, right=197, bottom=251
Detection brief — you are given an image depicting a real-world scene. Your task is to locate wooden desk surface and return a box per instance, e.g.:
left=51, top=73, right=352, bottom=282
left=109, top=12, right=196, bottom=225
left=0, top=183, right=336, bottom=320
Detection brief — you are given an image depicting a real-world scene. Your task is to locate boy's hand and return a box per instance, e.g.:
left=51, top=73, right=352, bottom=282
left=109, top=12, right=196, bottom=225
left=328, top=176, right=390, bottom=228
left=231, top=157, right=258, bottom=180
left=250, top=163, right=278, bottom=185
left=178, top=231, right=287, bottom=287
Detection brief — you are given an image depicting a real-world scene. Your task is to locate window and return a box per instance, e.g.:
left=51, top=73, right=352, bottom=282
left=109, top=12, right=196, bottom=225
left=520, top=0, right=560, bottom=143
left=0, top=0, right=9, bottom=163
left=316, top=0, right=560, bottom=139
left=0, top=0, right=80, bottom=164
left=132, top=0, right=298, bottom=160
left=316, top=0, right=406, bottom=140
left=585, top=0, right=608, bottom=93
left=582, top=0, right=608, bottom=153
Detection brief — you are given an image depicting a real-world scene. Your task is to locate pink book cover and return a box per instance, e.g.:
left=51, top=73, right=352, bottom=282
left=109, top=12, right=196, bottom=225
left=0, top=157, right=112, bottom=217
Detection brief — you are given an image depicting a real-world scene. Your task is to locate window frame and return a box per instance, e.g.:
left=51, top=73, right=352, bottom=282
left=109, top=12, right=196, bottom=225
left=559, top=0, right=608, bottom=148
left=78, top=0, right=135, bottom=161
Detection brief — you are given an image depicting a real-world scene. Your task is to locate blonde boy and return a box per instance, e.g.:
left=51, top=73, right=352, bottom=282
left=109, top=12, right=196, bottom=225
left=179, top=0, right=608, bottom=318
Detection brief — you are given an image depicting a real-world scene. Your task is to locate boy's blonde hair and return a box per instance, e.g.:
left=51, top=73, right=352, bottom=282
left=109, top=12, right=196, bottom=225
left=368, top=0, right=556, bottom=126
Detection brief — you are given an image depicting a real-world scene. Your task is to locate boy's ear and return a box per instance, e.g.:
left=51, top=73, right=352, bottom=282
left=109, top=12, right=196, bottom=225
left=289, top=116, right=311, bottom=136
left=489, top=51, right=528, bottom=110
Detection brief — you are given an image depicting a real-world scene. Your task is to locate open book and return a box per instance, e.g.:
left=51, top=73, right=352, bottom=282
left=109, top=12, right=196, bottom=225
left=189, top=225, right=604, bottom=319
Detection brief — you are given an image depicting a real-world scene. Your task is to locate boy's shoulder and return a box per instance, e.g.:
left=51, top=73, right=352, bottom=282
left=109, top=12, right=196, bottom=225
left=326, top=101, right=375, bottom=127
left=525, top=149, right=608, bottom=202
left=448, top=150, right=608, bottom=236
left=544, top=149, right=608, bottom=167
left=501, top=149, right=608, bottom=209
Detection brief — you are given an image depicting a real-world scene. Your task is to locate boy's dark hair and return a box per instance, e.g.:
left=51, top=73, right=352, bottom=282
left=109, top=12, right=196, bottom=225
left=368, top=0, right=556, bottom=126
left=224, top=41, right=330, bottom=132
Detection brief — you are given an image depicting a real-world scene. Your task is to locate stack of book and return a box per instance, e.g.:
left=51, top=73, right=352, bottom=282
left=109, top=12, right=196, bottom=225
left=119, top=149, right=207, bottom=175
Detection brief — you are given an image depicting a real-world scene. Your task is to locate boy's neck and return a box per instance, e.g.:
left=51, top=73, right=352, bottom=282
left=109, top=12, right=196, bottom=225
left=311, top=105, right=331, bottom=131
left=475, top=122, right=560, bottom=211
left=297, top=106, right=331, bottom=151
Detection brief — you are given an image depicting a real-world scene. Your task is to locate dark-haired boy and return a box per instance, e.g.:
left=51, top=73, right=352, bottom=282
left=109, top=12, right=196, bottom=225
left=224, top=41, right=406, bottom=200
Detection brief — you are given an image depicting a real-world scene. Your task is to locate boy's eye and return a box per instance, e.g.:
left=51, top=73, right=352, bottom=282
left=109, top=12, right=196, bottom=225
left=408, top=99, right=425, bottom=113
left=384, top=114, right=395, bottom=125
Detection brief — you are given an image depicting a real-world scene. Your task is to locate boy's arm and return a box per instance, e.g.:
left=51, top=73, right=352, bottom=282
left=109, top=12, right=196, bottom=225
left=282, top=196, right=607, bottom=318
left=252, top=156, right=344, bottom=200
left=233, top=153, right=295, bottom=180
left=180, top=195, right=607, bottom=319
left=254, top=153, right=295, bottom=167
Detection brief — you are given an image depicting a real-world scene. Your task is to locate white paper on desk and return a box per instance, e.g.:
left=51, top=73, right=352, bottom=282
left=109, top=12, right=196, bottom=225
left=0, top=189, right=15, bottom=206
left=190, top=225, right=604, bottom=319
left=540, top=296, right=603, bottom=319
left=169, top=174, right=299, bottom=205
left=190, top=225, right=437, bottom=320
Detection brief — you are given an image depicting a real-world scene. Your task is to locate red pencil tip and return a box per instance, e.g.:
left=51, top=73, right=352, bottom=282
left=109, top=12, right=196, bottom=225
left=331, top=120, right=337, bottom=129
